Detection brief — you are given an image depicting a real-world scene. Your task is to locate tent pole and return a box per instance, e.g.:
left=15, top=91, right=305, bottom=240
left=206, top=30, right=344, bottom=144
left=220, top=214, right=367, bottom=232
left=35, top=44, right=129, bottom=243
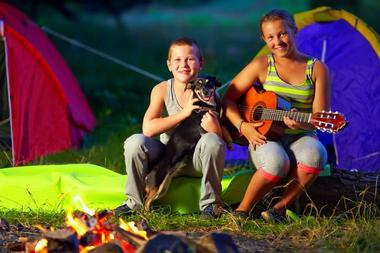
left=321, top=38, right=339, bottom=167
left=1, top=20, right=16, bottom=166
left=321, top=39, right=327, bottom=63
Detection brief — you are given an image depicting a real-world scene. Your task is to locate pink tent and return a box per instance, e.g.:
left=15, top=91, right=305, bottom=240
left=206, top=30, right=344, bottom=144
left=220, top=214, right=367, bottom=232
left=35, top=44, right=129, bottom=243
left=0, top=3, right=95, bottom=165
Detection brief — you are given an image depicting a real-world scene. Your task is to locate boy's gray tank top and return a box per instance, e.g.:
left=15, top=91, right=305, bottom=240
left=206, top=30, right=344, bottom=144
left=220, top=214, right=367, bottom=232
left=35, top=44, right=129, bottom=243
left=160, top=79, right=182, bottom=144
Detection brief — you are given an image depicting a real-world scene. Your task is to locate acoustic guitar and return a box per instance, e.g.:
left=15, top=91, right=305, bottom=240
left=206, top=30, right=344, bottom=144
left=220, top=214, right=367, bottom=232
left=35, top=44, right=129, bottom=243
left=223, top=86, right=347, bottom=145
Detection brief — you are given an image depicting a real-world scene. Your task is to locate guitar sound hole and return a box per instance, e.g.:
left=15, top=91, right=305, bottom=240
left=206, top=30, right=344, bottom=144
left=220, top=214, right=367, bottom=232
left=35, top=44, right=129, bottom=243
left=253, top=106, right=264, bottom=121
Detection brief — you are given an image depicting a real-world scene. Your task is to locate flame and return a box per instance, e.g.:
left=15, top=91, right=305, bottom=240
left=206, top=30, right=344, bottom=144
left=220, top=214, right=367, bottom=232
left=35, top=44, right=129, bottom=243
left=72, top=195, right=95, bottom=216
left=34, top=196, right=146, bottom=252
left=35, top=238, right=48, bottom=252
left=66, top=209, right=88, bottom=237
left=81, top=246, right=95, bottom=253
left=119, top=218, right=148, bottom=240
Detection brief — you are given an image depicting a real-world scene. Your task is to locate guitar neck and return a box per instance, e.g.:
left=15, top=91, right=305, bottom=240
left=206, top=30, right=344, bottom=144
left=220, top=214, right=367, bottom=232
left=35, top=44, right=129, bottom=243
left=258, top=108, right=311, bottom=123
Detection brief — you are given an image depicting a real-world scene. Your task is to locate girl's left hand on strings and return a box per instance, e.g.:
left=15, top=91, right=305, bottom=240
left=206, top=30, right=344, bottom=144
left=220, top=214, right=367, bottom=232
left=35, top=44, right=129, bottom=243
left=284, top=108, right=301, bottom=129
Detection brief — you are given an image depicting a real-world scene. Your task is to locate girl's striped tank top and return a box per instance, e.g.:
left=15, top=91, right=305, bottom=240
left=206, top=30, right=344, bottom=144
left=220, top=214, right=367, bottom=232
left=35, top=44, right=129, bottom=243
left=262, top=54, right=316, bottom=135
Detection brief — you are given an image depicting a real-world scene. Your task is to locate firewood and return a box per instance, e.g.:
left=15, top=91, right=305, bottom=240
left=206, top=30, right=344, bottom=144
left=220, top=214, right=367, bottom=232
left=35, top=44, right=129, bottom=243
left=113, top=226, right=146, bottom=248
left=44, top=229, right=79, bottom=253
left=88, top=242, right=124, bottom=253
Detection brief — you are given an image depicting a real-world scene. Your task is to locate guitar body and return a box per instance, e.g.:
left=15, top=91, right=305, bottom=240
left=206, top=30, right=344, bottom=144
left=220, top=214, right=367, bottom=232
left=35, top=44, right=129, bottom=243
left=223, top=86, right=287, bottom=145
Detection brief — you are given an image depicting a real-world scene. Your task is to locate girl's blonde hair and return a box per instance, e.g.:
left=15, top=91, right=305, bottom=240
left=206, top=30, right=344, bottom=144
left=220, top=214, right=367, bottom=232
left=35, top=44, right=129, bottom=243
left=259, top=9, right=297, bottom=35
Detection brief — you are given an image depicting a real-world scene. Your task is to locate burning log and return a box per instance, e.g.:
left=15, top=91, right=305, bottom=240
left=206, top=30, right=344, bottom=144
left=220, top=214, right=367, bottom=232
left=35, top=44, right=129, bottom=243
left=113, top=226, right=147, bottom=248
left=29, top=208, right=142, bottom=253
left=44, top=229, right=79, bottom=253
left=87, top=242, right=124, bottom=253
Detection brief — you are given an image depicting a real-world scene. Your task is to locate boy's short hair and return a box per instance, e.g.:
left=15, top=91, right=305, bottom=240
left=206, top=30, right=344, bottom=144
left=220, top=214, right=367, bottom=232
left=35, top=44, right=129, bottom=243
left=167, top=37, right=203, bottom=61
left=259, top=9, right=297, bottom=34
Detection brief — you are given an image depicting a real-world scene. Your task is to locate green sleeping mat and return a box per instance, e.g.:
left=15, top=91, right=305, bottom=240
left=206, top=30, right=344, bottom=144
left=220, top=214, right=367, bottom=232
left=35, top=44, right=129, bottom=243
left=0, top=164, right=253, bottom=214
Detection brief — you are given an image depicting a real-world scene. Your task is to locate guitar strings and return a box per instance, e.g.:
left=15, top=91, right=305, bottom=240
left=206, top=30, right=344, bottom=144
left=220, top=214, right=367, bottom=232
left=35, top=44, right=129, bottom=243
left=235, top=105, right=343, bottom=132
left=237, top=106, right=311, bottom=123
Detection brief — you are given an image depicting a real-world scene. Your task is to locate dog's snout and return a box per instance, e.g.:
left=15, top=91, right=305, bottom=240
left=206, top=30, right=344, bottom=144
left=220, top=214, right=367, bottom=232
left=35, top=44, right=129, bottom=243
left=203, top=86, right=214, bottom=98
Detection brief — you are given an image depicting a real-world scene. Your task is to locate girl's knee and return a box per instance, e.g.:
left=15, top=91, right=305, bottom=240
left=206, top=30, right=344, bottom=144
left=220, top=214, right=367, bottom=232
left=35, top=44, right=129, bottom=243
left=252, top=149, right=290, bottom=180
left=295, top=141, right=327, bottom=170
left=260, top=158, right=290, bottom=181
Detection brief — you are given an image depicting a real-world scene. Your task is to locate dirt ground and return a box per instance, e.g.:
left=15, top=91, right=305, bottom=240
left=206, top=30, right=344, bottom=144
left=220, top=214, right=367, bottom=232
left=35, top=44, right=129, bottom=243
left=0, top=221, right=319, bottom=253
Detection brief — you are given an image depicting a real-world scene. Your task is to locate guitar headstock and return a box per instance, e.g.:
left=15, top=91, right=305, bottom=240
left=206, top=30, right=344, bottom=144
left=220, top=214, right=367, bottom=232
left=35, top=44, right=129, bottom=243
left=311, top=111, right=348, bottom=133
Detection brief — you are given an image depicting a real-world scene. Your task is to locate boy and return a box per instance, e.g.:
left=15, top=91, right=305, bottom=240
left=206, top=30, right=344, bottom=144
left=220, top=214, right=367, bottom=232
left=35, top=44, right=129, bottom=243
left=115, top=37, right=225, bottom=219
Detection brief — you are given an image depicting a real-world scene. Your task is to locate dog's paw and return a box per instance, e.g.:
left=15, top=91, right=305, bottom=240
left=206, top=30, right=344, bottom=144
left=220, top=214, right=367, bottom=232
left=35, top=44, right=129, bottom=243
left=144, top=186, right=159, bottom=211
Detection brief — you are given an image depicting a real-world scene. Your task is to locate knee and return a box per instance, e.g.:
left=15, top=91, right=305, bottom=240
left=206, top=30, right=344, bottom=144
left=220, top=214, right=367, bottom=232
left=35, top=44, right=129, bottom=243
left=198, top=133, right=225, bottom=157
left=124, top=134, right=147, bottom=157
left=250, top=142, right=290, bottom=181
left=260, top=155, right=290, bottom=180
left=296, top=141, right=327, bottom=170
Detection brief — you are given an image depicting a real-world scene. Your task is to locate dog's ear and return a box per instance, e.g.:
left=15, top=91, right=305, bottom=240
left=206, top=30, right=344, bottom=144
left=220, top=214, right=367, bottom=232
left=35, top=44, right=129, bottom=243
left=200, top=75, right=221, bottom=88
left=185, top=79, right=196, bottom=91
left=214, top=77, right=222, bottom=87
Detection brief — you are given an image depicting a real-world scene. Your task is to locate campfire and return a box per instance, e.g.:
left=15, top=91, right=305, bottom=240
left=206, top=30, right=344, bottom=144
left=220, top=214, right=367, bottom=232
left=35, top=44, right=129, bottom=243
left=4, top=196, right=240, bottom=253
left=28, top=210, right=148, bottom=253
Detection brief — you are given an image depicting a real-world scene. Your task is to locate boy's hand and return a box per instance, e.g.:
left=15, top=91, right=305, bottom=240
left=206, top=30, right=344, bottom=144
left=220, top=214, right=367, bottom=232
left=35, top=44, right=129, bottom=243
left=201, top=110, right=222, bottom=134
left=182, top=90, right=200, bottom=118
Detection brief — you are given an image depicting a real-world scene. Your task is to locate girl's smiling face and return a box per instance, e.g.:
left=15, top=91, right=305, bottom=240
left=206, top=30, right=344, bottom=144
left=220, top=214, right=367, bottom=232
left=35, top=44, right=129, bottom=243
left=167, top=44, right=203, bottom=84
left=261, top=19, right=297, bottom=57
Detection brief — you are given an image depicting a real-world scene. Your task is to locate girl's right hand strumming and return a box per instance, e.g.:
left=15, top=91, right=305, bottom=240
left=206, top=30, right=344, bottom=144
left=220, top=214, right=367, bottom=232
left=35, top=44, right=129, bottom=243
left=241, top=121, right=267, bottom=146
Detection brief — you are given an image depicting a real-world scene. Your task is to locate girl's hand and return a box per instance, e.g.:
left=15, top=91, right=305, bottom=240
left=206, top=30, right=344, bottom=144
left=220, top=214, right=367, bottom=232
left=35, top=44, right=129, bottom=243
left=284, top=108, right=301, bottom=129
left=241, top=121, right=266, bottom=146
left=182, top=90, right=200, bottom=118
left=201, top=110, right=221, bottom=134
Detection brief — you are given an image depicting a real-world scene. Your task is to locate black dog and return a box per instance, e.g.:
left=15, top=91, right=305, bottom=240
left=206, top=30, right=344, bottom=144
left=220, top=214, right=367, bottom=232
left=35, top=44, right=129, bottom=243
left=144, top=75, right=222, bottom=211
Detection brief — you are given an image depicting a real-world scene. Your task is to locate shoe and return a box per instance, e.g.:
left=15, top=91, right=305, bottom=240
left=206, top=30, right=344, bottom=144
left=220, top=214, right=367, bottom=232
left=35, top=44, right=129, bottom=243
left=261, top=208, right=286, bottom=223
left=201, top=204, right=222, bottom=219
left=231, top=210, right=250, bottom=219
left=114, top=204, right=133, bottom=217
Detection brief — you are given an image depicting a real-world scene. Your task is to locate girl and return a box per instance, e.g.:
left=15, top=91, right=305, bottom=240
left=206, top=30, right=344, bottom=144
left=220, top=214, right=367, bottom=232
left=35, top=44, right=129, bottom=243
left=223, top=9, right=330, bottom=222
left=116, top=37, right=225, bottom=219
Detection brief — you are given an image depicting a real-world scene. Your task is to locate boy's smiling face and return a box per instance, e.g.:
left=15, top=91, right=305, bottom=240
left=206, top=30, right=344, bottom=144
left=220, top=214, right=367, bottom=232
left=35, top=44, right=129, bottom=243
left=167, top=44, right=203, bottom=85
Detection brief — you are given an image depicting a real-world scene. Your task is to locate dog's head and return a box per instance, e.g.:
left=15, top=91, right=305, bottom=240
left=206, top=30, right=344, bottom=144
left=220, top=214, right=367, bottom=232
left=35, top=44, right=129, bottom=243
left=185, top=75, right=221, bottom=108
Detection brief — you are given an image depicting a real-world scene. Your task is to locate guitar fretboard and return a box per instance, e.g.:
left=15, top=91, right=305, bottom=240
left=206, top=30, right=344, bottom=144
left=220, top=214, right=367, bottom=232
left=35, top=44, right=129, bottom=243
left=255, top=108, right=311, bottom=123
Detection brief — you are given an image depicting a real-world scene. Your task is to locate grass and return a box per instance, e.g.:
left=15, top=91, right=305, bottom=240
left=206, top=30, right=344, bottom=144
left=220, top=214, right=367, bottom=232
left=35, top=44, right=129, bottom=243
left=1, top=204, right=380, bottom=252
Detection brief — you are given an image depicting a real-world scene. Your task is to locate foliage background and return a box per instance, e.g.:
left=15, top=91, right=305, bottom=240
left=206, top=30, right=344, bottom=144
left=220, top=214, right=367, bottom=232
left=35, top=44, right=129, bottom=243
left=1, top=0, right=379, bottom=172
